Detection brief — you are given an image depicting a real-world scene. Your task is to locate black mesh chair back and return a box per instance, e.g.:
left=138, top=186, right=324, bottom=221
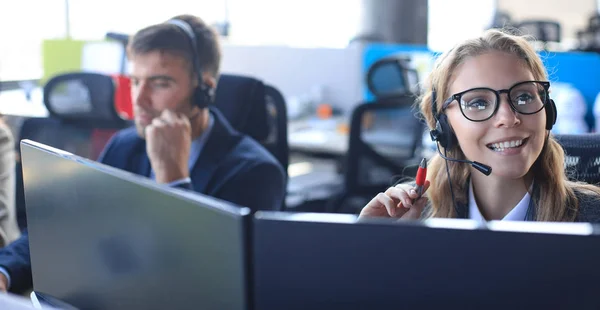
left=555, top=134, right=600, bottom=185
left=326, top=95, right=424, bottom=213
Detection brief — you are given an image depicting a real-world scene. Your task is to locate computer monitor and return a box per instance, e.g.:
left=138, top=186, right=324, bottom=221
left=252, top=212, right=600, bottom=310
left=20, top=140, right=251, bottom=310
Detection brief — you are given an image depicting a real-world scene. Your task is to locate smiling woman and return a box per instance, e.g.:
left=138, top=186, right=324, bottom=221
left=359, top=28, right=600, bottom=224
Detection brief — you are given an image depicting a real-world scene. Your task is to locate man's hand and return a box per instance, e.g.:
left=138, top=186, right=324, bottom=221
left=145, top=110, right=192, bottom=184
left=0, top=272, right=8, bottom=292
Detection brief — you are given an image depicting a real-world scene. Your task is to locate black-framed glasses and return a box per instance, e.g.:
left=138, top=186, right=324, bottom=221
left=441, top=81, right=550, bottom=122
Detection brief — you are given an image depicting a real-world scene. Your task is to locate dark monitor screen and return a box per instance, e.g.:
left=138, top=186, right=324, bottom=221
left=21, top=140, right=251, bottom=310
left=252, top=212, right=600, bottom=310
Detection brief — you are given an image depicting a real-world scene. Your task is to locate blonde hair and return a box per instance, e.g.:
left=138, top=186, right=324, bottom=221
left=419, top=29, right=600, bottom=221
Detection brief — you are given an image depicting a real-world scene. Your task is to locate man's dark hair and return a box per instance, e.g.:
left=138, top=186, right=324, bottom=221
left=127, top=14, right=221, bottom=77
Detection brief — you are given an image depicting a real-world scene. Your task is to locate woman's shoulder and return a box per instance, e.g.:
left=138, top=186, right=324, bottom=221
left=573, top=186, right=600, bottom=223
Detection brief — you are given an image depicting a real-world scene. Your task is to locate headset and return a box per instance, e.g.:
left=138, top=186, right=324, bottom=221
left=167, top=19, right=215, bottom=109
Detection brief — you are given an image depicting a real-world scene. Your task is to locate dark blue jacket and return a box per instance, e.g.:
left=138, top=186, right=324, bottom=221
left=99, top=107, right=286, bottom=212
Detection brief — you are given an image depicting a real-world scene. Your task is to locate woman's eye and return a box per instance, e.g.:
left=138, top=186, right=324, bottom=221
left=464, top=99, right=491, bottom=110
left=514, top=94, right=533, bottom=105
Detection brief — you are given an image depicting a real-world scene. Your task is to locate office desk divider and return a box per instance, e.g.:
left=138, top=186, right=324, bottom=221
left=20, top=140, right=600, bottom=310
left=252, top=212, right=600, bottom=310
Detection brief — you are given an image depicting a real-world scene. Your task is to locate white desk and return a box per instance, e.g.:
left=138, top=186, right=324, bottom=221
left=0, top=292, right=43, bottom=309
left=288, top=116, right=422, bottom=158
left=0, top=88, right=48, bottom=118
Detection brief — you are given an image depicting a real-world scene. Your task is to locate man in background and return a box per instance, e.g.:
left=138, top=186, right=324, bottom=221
left=0, top=14, right=286, bottom=293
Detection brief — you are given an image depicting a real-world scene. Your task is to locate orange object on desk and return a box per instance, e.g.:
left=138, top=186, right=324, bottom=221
left=317, top=104, right=333, bottom=119
left=337, top=123, right=350, bottom=134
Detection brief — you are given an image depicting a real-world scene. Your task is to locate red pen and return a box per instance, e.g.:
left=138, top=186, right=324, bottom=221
left=414, top=158, right=427, bottom=197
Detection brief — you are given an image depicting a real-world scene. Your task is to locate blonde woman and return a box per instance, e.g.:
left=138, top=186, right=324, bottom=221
left=361, top=29, right=600, bottom=222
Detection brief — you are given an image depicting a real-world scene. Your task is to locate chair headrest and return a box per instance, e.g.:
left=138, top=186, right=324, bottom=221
left=214, top=74, right=269, bottom=141
left=517, top=20, right=561, bottom=43
left=366, top=56, right=419, bottom=100
left=43, top=72, right=126, bottom=124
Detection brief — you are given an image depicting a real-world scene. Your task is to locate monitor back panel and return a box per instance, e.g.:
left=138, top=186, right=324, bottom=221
left=252, top=212, right=600, bottom=310
left=21, top=140, right=251, bottom=310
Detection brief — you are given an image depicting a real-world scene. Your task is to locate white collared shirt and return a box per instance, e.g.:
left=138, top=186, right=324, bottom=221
left=468, top=181, right=531, bottom=222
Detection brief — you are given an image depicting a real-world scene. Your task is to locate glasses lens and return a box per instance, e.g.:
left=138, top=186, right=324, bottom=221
left=509, top=82, right=546, bottom=114
left=459, top=89, right=496, bottom=120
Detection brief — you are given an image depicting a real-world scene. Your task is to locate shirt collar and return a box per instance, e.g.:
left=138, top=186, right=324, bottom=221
left=468, top=180, right=531, bottom=222
left=188, top=112, right=214, bottom=170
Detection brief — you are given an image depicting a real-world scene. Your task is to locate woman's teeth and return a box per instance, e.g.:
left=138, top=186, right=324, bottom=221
left=488, top=139, right=524, bottom=151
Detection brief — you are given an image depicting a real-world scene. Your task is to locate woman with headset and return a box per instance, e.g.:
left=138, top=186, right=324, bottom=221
left=360, top=29, right=600, bottom=222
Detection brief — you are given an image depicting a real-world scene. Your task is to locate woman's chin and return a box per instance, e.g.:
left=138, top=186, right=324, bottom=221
left=488, top=163, right=531, bottom=179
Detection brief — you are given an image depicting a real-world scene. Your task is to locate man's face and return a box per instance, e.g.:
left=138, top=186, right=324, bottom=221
left=129, top=51, right=195, bottom=138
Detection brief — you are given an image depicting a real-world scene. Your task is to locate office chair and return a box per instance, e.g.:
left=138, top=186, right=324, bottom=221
left=555, top=133, right=600, bottom=185
left=264, top=85, right=289, bottom=172
left=588, top=14, right=600, bottom=32
left=214, top=74, right=289, bottom=174
left=325, top=96, right=424, bottom=213
left=15, top=72, right=131, bottom=230
left=516, top=20, right=561, bottom=50
left=574, top=14, right=600, bottom=53
left=325, top=54, right=424, bottom=213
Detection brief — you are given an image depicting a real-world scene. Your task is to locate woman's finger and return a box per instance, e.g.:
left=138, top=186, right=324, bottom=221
left=385, top=187, right=412, bottom=209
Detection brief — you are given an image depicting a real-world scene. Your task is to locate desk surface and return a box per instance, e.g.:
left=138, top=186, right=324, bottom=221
left=288, top=116, right=424, bottom=157
left=0, top=292, right=42, bottom=309
left=0, top=88, right=48, bottom=118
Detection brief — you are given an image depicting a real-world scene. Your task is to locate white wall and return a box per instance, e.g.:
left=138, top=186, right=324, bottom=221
left=219, top=43, right=365, bottom=113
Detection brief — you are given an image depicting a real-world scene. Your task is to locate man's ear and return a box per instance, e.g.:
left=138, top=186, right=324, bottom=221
left=202, top=72, right=217, bottom=89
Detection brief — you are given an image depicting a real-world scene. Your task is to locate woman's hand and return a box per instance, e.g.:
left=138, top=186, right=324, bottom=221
left=359, top=181, right=430, bottom=220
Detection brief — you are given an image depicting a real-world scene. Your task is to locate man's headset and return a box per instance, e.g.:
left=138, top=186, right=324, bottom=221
left=166, top=19, right=215, bottom=109
left=429, top=87, right=557, bottom=176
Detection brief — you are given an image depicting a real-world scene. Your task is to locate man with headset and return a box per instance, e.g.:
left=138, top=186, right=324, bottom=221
left=0, top=14, right=286, bottom=293
left=101, top=14, right=286, bottom=206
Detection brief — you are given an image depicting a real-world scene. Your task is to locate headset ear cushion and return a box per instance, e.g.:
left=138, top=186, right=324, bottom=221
left=437, top=113, right=456, bottom=150
left=192, top=84, right=214, bottom=109
left=545, top=98, right=557, bottom=130
left=193, top=87, right=206, bottom=108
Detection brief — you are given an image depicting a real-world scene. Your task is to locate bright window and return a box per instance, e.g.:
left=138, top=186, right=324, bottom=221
left=428, top=0, right=496, bottom=52
left=0, top=0, right=66, bottom=81
left=0, top=0, right=495, bottom=81
left=225, top=0, right=361, bottom=48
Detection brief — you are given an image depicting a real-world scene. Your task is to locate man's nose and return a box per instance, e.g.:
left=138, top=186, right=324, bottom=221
left=132, top=82, right=151, bottom=108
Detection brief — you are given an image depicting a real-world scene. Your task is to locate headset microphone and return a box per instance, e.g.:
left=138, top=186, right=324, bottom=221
left=434, top=144, right=492, bottom=176
left=429, top=89, right=493, bottom=176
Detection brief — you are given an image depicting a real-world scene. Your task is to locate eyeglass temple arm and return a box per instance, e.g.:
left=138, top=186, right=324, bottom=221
left=440, top=96, right=455, bottom=111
